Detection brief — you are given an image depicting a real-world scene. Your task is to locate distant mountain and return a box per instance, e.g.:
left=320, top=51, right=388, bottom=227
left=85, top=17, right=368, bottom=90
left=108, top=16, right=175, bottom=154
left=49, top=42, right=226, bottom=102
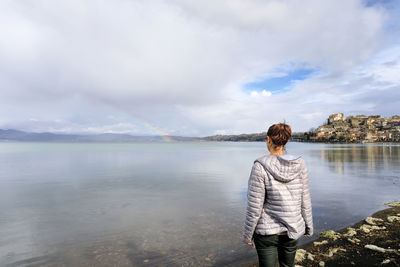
left=0, top=129, right=197, bottom=142
left=0, top=129, right=304, bottom=142
left=201, top=132, right=268, bottom=142
left=0, top=129, right=79, bottom=141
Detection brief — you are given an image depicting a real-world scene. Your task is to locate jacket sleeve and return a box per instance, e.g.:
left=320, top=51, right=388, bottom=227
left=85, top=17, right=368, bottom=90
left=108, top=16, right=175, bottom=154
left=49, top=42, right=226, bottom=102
left=243, top=162, right=265, bottom=243
left=301, top=160, right=313, bottom=236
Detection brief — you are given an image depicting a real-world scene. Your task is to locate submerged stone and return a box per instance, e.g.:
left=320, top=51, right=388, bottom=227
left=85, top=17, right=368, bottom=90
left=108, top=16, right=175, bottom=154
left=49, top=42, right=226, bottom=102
left=384, top=200, right=400, bottom=207
left=319, top=261, right=325, bottom=267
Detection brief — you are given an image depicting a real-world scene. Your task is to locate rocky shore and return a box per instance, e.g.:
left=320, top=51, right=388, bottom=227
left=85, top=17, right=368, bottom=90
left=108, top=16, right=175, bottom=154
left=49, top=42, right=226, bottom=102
left=243, top=201, right=400, bottom=267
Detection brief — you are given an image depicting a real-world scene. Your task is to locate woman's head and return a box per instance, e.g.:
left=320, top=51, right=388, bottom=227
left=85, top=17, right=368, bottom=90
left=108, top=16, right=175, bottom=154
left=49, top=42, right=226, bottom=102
left=266, top=123, right=292, bottom=153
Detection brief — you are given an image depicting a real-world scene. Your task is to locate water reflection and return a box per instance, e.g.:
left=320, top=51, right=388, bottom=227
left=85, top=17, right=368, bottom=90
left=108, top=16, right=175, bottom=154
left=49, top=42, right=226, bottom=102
left=315, top=144, right=400, bottom=177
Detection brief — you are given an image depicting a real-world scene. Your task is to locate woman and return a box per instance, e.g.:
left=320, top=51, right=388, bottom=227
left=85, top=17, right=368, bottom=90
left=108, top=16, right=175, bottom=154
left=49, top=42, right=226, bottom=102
left=243, top=123, right=313, bottom=267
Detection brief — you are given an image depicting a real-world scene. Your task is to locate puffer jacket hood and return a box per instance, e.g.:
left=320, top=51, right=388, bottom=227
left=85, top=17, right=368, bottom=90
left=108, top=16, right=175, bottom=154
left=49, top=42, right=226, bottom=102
left=255, top=154, right=303, bottom=183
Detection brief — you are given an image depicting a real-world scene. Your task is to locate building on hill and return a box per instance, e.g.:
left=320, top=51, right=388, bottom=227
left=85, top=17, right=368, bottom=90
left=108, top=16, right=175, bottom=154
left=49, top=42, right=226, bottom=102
left=328, top=113, right=344, bottom=124
left=315, top=113, right=400, bottom=142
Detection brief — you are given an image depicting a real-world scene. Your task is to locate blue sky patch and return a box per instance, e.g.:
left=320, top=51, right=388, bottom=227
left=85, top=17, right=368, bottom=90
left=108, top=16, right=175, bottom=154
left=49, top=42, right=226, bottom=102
left=365, top=0, right=394, bottom=7
left=244, top=68, right=314, bottom=94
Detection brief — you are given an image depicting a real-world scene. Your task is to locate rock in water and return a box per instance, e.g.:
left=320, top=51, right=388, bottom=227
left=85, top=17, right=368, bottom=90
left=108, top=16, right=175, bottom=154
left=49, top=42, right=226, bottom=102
left=384, top=200, right=400, bottom=207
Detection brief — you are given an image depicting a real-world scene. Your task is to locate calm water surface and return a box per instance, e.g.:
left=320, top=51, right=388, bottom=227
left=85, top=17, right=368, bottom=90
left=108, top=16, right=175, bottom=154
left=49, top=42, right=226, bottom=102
left=0, top=142, right=399, bottom=266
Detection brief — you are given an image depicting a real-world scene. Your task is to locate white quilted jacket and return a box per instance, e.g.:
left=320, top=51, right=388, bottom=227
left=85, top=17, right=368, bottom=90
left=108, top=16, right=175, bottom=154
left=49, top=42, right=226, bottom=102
left=243, top=154, right=313, bottom=243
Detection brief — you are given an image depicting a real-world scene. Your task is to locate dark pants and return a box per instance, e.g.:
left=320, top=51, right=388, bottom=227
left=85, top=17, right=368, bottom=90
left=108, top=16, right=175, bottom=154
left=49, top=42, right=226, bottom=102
left=253, top=233, right=298, bottom=267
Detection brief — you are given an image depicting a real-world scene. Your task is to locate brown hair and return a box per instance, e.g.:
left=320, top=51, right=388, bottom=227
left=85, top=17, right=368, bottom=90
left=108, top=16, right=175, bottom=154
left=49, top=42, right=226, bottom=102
left=267, top=123, right=292, bottom=147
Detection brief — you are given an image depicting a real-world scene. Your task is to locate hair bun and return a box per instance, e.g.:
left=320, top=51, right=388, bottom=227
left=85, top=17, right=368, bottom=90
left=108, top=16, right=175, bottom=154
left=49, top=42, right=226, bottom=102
left=267, top=123, right=292, bottom=146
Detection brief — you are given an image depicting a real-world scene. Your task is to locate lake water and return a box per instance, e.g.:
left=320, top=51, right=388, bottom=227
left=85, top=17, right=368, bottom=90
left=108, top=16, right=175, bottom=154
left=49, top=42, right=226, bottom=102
left=0, top=142, right=399, bottom=266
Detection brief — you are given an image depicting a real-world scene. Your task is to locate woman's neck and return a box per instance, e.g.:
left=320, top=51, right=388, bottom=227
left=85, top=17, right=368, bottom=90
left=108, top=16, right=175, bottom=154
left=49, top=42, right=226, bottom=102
left=269, top=145, right=284, bottom=156
left=270, top=151, right=284, bottom=156
left=267, top=142, right=284, bottom=156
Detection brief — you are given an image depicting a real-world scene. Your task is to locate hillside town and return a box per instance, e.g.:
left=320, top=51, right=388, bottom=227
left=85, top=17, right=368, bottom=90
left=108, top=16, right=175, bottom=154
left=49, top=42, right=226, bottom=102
left=310, top=113, right=400, bottom=142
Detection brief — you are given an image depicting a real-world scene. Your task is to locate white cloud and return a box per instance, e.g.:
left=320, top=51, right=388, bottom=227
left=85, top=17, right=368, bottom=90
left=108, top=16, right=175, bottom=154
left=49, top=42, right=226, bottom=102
left=0, top=0, right=397, bottom=136
left=261, top=90, right=272, bottom=97
left=250, top=91, right=259, bottom=97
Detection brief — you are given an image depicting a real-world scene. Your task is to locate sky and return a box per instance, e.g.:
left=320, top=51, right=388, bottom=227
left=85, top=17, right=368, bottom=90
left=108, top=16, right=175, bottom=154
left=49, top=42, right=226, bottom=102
left=1, top=0, right=400, bottom=137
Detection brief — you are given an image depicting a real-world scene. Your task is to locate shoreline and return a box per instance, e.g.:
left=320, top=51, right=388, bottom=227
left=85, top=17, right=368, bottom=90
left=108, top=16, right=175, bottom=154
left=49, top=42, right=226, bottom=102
left=242, top=201, right=400, bottom=267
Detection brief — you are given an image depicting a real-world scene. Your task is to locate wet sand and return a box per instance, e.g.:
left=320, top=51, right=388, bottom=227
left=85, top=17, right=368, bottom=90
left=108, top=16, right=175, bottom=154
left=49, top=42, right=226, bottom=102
left=243, top=201, right=400, bottom=267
